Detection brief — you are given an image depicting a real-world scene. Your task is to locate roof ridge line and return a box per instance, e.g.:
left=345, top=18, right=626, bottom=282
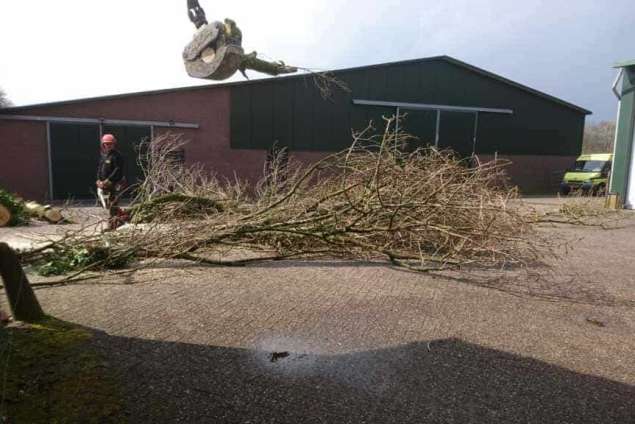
left=0, top=55, right=590, bottom=115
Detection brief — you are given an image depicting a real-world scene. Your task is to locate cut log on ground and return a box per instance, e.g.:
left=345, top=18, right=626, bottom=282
left=0, top=204, right=11, bottom=227
left=24, top=201, right=64, bottom=224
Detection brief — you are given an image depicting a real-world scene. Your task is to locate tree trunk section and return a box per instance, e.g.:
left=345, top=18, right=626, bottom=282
left=0, top=204, right=11, bottom=227
left=24, top=201, right=63, bottom=223
left=241, top=55, right=297, bottom=76
left=0, top=242, right=45, bottom=322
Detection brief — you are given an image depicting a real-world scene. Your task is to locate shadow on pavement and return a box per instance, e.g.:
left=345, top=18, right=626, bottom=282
left=92, top=332, right=634, bottom=423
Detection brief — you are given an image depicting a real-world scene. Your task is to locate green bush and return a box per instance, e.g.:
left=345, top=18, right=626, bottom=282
left=37, top=246, right=134, bottom=276
left=0, top=188, right=28, bottom=226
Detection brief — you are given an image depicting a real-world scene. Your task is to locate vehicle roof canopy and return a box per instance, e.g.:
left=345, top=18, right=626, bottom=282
left=576, top=153, right=612, bottom=161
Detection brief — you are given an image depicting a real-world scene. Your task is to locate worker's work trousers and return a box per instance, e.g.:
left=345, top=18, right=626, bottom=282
left=97, top=187, right=121, bottom=229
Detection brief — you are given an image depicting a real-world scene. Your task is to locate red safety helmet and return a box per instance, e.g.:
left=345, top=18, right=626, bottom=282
left=101, top=134, right=117, bottom=144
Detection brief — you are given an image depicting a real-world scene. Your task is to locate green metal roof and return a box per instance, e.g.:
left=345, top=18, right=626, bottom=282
left=0, top=55, right=591, bottom=115
left=614, top=59, right=635, bottom=68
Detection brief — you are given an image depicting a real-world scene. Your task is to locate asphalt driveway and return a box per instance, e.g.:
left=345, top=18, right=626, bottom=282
left=2, top=199, right=634, bottom=423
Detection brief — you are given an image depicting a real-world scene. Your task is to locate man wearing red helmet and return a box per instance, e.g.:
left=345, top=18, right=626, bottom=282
left=96, top=134, right=125, bottom=227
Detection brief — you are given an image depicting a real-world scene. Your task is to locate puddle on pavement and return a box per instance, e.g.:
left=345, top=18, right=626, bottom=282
left=252, top=335, right=320, bottom=376
left=250, top=334, right=402, bottom=395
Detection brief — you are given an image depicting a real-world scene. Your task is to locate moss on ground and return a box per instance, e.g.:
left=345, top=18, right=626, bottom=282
left=0, top=316, right=124, bottom=423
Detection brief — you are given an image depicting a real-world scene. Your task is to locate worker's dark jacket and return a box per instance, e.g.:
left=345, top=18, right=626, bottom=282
left=97, top=150, right=125, bottom=184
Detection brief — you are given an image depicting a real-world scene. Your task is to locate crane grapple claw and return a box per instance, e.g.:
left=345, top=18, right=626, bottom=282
left=183, top=11, right=297, bottom=81
left=183, top=20, right=245, bottom=80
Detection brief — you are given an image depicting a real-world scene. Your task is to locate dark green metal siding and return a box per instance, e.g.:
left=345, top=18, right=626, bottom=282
left=50, top=123, right=150, bottom=199
left=229, top=59, right=586, bottom=156
left=50, top=123, right=101, bottom=199
left=101, top=125, right=151, bottom=188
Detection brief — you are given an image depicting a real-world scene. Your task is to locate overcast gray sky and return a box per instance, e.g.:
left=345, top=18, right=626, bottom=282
left=1, top=0, right=632, bottom=121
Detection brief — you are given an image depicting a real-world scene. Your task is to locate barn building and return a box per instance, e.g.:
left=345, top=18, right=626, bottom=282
left=0, top=56, right=590, bottom=201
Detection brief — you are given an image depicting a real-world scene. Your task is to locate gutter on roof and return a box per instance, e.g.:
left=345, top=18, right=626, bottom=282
left=0, top=114, right=199, bottom=129
left=614, top=59, right=635, bottom=68
left=353, top=99, right=514, bottom=115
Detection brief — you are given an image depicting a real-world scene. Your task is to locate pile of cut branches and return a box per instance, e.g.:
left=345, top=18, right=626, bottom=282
left=537, top=196, right=628, bottom=229
left=21, top=119, right=551, bottom=277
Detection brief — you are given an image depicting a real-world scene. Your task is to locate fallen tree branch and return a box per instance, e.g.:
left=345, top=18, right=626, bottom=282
left=17, top=118, right=554, bottom=280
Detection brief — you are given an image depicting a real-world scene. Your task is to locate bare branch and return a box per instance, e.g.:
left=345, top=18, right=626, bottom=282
left=20, top=121, right=555, bottom=279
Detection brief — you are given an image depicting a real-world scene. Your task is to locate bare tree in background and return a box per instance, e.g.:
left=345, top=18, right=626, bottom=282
left=582, top=121, right=615, bottom=154
left=0, top=87, right=12, bottom=108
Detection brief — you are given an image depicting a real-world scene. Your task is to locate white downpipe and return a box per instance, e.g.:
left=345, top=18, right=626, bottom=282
left=609, top=69, right=624, bottom=202
left=625, top=115, right=635, bottom=209
left=46, top=122, right=54, bottom=200
left=612, top=69, right=624, bottom=100
left=609, top=100, right=622, bottom=193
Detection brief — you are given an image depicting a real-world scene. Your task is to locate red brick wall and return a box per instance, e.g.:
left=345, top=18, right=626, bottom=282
left=0, top=120, right=49, bottom=200
left=479, top=154, right=575, bottom=194
left=289, top=151, right=332, bottom=166
left=1, top=87, right=577, bottom=200
left=2, top=87, right=267, bottom=199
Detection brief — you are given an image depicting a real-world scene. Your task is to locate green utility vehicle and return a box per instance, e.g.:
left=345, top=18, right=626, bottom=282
left=560, top=153, right=612, bottom=196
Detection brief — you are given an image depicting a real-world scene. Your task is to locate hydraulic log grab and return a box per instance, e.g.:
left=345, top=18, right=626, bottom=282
left=184, top=0, right=298, bottom=80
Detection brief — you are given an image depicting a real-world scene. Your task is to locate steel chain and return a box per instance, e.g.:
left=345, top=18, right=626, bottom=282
left=187, top=0, right=208, bottom=28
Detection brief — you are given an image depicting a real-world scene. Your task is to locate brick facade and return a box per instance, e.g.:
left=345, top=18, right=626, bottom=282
left=0, top=87, right=269, bottom=201
left=0, top=120, right=49, bottom=200
left=0, top=76, right=582, bottom=200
